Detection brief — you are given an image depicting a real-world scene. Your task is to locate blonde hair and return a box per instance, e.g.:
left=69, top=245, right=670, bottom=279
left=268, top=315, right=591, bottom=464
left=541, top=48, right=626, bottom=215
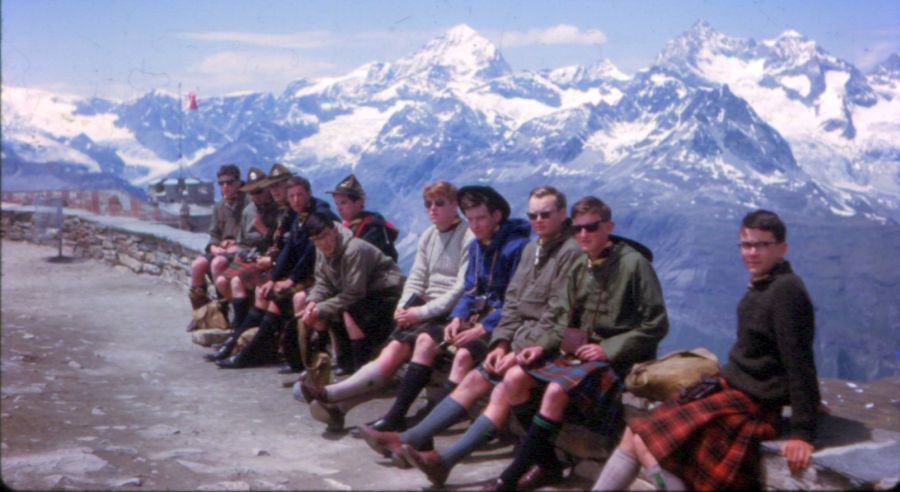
left=423, top=181, right=458, bottom=202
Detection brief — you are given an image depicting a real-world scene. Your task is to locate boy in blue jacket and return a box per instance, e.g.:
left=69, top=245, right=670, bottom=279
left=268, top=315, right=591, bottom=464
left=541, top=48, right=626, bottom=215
left=358, top=185, right=530, bottom=460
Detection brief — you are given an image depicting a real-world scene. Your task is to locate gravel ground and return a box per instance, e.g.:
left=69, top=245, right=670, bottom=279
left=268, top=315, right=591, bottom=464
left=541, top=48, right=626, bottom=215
left=0, top=239, right=515, bottom=490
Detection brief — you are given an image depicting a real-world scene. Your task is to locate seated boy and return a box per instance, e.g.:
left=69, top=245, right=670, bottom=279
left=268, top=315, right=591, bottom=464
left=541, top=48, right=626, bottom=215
left=593, top=209, right=819, bottom=491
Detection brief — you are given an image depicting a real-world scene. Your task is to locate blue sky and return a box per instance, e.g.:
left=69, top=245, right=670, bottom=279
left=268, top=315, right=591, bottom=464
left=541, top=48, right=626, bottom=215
left=3, top=0, right=898, bottom=99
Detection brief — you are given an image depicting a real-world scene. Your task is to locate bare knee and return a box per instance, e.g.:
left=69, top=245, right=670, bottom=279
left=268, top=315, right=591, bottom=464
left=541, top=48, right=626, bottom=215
left=292, top=291, right=307, bottom=312
left=411, top=333, right=438, bottom=364
left=452, top=348, right=474, bottom=371
left=230, top=277, right=246, bottom=297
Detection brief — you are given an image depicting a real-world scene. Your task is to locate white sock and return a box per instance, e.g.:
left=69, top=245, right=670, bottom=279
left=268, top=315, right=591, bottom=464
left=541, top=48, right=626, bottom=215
left=644, top=464, right=686, bottom=491
left=592, top=447, right=640, bottom=491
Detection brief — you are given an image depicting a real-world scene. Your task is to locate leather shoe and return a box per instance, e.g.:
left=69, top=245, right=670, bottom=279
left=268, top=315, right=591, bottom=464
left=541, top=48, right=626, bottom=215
left=359, top=425, right=403, bottom=457
left=401, top=444, right=450, bottom=486
left=481, top=478, right=515, bottom=492
left=298, top=380, right=328, bottom=403
left=369, top=417, right=406, bottom=432
left=517, top=464, right=564, bottom=490
left=216, top=354, right=247, bottom=369
left=310, top=400, right=345, bottom=432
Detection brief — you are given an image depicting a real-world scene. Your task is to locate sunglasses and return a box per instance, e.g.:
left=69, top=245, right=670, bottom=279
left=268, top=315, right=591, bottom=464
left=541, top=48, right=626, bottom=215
left=572, top=220, right=606, bottom=233
left=424, top=199, right=447, bottom=209
left=526, top=209, right=556, bottom=220
left=738, top=240, right=779, bottom=251
left=218, top=179, right=237, bottom=186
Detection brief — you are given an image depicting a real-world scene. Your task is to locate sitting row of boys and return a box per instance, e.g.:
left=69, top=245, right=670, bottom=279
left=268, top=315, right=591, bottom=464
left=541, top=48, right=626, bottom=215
left=188, top=163, right=819, bottom=490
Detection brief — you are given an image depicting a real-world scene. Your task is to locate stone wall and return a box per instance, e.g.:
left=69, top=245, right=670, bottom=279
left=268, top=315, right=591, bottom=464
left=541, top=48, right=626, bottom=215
left=2, top=208, right=199, bottom=287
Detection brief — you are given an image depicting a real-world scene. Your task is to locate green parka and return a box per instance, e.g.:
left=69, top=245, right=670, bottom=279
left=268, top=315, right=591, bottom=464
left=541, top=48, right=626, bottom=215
left=547, top=236, right=669, bottom=373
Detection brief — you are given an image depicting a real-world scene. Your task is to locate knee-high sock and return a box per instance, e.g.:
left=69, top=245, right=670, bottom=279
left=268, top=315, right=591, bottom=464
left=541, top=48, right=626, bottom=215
left=511, top=400, right=538, bottom=432
left=230, top=297, right=250, bottom=332
left=592, top=447, right=641, bottom=491
left=400, top=396, right=469, bottom=450
left=400, top=396, right=469, bottom=448
left=325, top=361, right=387, bottom=402
left=438, top=414, right=498, bottom=467
left=239, top=306, right=265, bottom=333
left=644, top=464, right=686, bottom=491
left=500, top=413, right=562, bottom=484
left=350, top=339, right=370, bottom=371
left=380, top=362, right=432, bottom=427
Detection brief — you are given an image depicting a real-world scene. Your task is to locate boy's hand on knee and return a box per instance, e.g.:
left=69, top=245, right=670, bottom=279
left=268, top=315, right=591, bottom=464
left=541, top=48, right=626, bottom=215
left=516, top=346, right=544, bottom=367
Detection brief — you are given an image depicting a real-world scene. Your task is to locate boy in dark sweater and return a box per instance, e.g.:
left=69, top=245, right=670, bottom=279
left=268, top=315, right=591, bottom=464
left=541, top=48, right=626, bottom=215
left=593, top=209, right=820, bottom=491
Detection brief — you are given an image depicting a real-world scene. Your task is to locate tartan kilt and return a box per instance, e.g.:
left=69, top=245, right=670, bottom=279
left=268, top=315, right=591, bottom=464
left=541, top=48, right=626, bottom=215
left=222, top=259, right=271, bottom=289
left=527, top=358, right=624, bottom=435
left=628, top=378, right=779, bottom=490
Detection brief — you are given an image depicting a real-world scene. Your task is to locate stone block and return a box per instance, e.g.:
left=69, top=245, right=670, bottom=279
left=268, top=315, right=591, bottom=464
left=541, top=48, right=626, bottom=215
left=116, top=253, right=142, bottom=273
left=142, top=263, right=162, bottom=275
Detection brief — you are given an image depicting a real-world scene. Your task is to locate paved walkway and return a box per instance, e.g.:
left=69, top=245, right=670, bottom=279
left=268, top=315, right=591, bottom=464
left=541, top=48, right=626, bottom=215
left=0, top=240, right=512, bottom=490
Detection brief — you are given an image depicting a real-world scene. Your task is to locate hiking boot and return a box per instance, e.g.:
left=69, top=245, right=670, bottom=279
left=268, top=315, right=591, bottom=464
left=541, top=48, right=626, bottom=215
left=401, top=444, right=450, bottom=486
left=517, top=463, right=564, bottom=490
left=359, top=425, right=403, bottom=458
left=310, top=400, right=345, bottom=432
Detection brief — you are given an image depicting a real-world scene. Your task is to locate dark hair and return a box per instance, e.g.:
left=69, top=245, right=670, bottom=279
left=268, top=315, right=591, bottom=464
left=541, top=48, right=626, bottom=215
left=457, top=186, right=509, bottom=218
left=529, top=185, right=567, bottom=211
left=285, top=176, right=311, bottom=193
left=217, top=164, right=241, bottom=180
left=571, top=196, right=612, bottom=221
left=302, top=211, right=335, bottom=237
left=741, top=209, right=786, bottom=243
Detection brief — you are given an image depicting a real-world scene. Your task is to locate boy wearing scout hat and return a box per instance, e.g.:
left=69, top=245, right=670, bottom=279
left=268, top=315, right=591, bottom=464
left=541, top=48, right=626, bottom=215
left=327, top=174, right=399, bottom=262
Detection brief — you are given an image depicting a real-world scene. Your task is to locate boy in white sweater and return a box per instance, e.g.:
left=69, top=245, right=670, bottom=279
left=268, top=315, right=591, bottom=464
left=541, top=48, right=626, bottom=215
left=298, top=181, right=474, bottom=431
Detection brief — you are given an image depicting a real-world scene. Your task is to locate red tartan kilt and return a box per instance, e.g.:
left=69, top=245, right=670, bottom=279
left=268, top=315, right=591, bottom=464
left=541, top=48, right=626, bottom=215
left=628, top=379, right=779, bottom=490
left=222, top=260, right=271, bottom=289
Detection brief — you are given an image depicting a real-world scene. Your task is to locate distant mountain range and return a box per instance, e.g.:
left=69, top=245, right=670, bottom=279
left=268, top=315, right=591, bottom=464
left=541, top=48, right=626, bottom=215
left=3, top=21, right=898, bottom=381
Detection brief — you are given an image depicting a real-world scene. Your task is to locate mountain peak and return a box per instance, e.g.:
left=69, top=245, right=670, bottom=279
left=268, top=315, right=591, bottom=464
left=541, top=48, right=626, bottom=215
left=656, top=19, right=753, bottom=67
left=397, top=23, right=510, bottom=81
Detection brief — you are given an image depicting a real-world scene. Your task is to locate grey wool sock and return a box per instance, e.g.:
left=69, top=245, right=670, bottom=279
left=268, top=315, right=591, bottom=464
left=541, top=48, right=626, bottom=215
left=644, top=464, right=685, bottom=491
left=438, top=414, right=498, bottom=467
left=400, top=396, right=469, bottom=449
left=592, top=447, right=641, bottom=491
left=325, top=361, right=387, bottom=402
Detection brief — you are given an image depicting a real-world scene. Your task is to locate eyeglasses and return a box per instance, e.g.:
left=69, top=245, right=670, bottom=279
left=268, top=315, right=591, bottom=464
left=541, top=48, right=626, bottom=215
left=424, top=199, right=447, bottom=209
left=572, top=220, right=606, bottom=233
left=738, top=240, right=779, bottom=251
left=218, top=179, right=237, bottom=186
left=526, top=209, right=556, bottom=220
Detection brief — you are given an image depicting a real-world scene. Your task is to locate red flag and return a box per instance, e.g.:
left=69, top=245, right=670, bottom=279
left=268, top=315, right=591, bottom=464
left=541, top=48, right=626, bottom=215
left=187, top=92, right=199, bottom=110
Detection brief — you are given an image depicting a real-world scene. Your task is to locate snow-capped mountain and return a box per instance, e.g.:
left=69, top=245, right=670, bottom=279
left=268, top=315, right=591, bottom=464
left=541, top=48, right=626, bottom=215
left=657, top=21, right=899, bottom=210
left=3, top=22, right=898, bottom=381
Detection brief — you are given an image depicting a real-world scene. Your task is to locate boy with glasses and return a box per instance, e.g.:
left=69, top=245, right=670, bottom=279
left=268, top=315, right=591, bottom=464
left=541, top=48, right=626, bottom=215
left=208, top=166, right=285, bottom=351
left=593, top=209, right=819, bottom=491
left=187, top=164, right=246, bottom=326
left=379, top=186, right=582, bottom=482
left=481, top=196, right=668, bottom=490
left=291, top=181, right=472, bottom=430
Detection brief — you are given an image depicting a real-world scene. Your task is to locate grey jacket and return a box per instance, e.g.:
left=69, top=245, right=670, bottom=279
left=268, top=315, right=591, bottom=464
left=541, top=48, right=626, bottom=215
left=490, top=226, right=582, bottom=352
left=307, top=226, right=405, bottom=320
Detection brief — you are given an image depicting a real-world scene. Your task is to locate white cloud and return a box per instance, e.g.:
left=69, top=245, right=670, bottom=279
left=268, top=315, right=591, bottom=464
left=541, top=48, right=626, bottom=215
left=179, top=31, right=336, bottom=50
left=186, top=51, right=337, bottom=93
left=493, top=24, right=607, bottom=48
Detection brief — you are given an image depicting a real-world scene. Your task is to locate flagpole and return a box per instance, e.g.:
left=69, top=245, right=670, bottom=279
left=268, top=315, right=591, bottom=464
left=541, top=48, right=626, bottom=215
left=178, top=82, right=185, bottom=180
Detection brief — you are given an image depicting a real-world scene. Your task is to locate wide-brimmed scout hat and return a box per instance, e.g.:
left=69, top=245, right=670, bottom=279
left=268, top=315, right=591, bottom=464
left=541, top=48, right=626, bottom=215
left=240, top=167, right=269, bottom=193
left=327, top=174, right=365, bottom=199
left=457, top=185, right=511, bottom=220
left=262, top=163, right=293, bottom=188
